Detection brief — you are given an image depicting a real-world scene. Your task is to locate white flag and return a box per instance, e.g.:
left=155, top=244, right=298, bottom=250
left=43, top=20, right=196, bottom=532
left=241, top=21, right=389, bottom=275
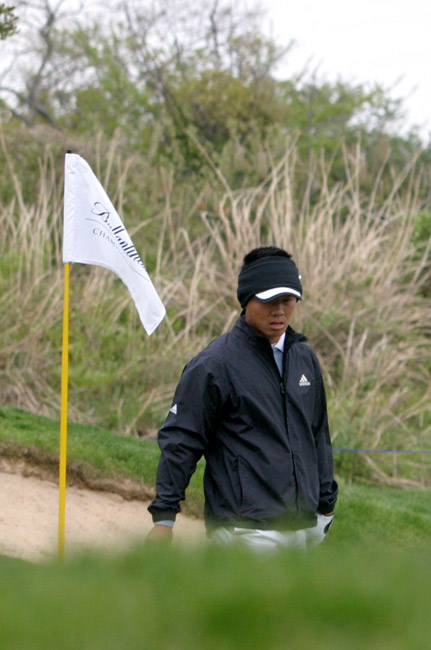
left=63, top=153, right=166, bottom=335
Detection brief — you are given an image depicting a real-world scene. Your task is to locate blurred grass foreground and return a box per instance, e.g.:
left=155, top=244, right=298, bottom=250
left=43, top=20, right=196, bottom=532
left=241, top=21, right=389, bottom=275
left=1, top=542, right=431, bottom=650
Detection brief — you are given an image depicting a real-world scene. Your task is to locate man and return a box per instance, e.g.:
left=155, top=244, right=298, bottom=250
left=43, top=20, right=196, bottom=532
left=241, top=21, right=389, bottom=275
left=147, top=246, right=338, bottom=550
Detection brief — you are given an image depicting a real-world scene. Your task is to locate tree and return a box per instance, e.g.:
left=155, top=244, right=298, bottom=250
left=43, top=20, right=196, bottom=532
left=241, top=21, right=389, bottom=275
left=0, top=0, right=88, bottom=126
left=0, top=0, right=425, bottom=193
left=0, top=4, right=18, bottom=39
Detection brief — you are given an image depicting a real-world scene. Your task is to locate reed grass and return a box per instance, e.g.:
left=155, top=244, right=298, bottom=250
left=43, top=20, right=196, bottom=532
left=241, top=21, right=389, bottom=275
left=1, top=133, right=430, bottom=485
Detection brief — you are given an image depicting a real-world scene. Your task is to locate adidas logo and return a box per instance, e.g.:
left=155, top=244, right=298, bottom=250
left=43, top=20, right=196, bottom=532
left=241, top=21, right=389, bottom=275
left=169, top=404, right=178, bottom=415
left=299, top=374, right=311, bottom=387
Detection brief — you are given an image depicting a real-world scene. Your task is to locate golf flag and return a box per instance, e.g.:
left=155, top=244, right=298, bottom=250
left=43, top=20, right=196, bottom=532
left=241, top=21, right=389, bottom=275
left=59, top=153, right=165, bottom=560
left=63, top=153, right=166, bottom=335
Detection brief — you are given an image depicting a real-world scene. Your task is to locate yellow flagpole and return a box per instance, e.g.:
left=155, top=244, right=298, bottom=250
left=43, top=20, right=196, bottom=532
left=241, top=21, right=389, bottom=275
left=58, top=261, right=70, bottom=561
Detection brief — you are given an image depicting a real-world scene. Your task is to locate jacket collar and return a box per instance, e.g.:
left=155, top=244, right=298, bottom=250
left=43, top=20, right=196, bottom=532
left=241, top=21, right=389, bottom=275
left=234, top=314, right=307, bottom=350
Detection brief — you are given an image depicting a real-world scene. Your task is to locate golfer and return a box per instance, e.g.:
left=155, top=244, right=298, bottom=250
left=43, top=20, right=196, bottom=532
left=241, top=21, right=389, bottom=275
left=148, top=246, right=338, bottom=550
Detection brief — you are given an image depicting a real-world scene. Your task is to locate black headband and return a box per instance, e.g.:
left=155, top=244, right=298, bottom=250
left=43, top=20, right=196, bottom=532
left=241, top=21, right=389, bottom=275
left=237, top=256, right=302, bottom=307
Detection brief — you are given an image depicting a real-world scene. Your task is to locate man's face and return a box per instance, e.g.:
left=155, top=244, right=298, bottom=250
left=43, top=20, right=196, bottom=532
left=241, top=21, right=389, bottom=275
left=245, top=296, right=298, bottom=344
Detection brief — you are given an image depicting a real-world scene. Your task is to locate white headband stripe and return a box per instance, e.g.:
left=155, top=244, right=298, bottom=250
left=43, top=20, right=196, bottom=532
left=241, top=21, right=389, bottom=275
left=255, top=287, right=302, bottom=301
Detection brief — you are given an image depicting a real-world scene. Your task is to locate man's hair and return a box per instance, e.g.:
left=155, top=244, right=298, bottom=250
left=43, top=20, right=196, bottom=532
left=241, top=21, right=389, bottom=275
left=242, top=246, right=292, bottom=266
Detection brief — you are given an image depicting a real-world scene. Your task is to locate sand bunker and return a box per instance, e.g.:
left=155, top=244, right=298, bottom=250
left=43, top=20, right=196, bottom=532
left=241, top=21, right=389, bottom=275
left=0, top=464, right=205, bottom=562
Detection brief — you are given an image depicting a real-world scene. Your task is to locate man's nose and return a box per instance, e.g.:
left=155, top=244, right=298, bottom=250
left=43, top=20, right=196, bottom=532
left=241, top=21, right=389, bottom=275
left=270, top=300, right=284, bottom=313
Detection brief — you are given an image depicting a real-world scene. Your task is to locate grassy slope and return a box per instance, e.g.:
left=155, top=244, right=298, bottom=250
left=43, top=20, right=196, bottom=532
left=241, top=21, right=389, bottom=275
left=1, top=406, right=431, bottom=649
left=0, top=405, right=162, bottom=481
left=0, top=406, right=204, bottom=512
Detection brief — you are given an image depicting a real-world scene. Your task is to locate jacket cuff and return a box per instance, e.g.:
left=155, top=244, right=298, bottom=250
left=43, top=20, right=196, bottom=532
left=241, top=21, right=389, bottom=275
left=151, top=511, right=177, bottom=524
left=318, top=505, right=335, bottom=516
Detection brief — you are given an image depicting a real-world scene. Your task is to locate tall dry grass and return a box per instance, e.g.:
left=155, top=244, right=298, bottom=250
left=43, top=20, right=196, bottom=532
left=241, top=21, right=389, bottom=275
left=0, top=134, right=64, bottom=415
left=1, top=133, right=430, bottom=484
left=194, top=144, right=431, bottom=484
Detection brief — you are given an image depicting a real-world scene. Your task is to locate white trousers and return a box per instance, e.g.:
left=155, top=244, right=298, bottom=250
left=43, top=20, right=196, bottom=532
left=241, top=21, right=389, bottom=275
left=211, top=514, right=334, bottom=552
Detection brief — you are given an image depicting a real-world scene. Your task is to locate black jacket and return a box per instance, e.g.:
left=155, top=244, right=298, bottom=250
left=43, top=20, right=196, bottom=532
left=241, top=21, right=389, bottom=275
left=148, top=316, right=338, bottom=531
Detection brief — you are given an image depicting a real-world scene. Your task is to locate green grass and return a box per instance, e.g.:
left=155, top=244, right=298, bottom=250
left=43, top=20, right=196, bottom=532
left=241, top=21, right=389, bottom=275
left=0, top=544, right=431, bottom=649
left=0, top=405, right=161, bottom=480
left=331, top=483, right=431, bottom=551
left=1, top=406, right=431, bottom=648
left=0, top=406, right=204, bottom=514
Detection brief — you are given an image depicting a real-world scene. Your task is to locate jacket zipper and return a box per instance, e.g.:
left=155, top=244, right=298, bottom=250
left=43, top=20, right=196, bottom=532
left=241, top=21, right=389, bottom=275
left=280, top=369, right=300, bottom=513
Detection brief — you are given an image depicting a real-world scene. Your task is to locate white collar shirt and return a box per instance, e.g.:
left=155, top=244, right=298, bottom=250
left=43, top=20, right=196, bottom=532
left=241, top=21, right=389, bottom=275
left=271, top=332, right=285, bottom=376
